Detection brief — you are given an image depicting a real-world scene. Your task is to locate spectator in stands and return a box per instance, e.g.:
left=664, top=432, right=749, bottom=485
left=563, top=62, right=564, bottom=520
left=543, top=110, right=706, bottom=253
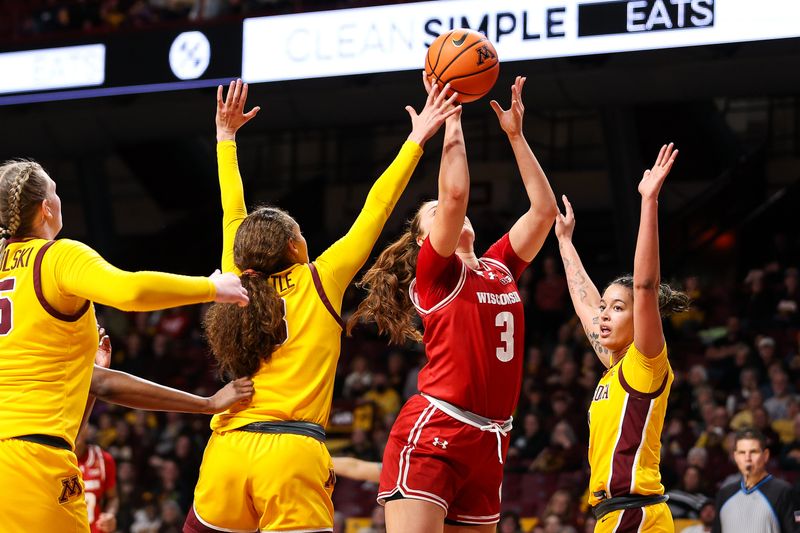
left=714, top=428, right=799, bottom=533
left=743, top=270, right=776, bottom=329
left=681, top=499, right=715, bottom=533
left=726, top=366, right=761, bottom=415
left=764, top=369, right=795, bottom=421
left=344, top=354, right=374, bottom=398
left=385, top=351, right=407, bottom=395
left=363, top=373, right=401, bottom=419
left=498, top=510, right=524, bottom=533
left=533, top=255, right=568, bottom=341
left=341, top=428, right=380, bottom=462
left=541, top=489, right=578, bottom=528
left=158, top=499, right=185, bottom=533
left=530, top=420, right=582, bottom=473
left=775, top=268, right=799, bottom=326
left=780, top=413, right=800, bottom=470
left=508, top=411, right=548, bottom=464
left=667, top=465, right=710, bottom=519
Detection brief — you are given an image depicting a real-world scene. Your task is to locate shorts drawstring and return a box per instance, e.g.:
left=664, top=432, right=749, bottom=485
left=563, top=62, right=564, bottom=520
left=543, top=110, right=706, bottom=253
left=479, top=422, right=510, bottom=464
left=421, top=393, right=513, bottom=465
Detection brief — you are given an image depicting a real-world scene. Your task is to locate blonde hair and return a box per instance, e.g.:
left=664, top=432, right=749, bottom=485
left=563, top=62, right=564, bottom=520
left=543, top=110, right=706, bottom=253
left=0, top=160, right=49, bottom=253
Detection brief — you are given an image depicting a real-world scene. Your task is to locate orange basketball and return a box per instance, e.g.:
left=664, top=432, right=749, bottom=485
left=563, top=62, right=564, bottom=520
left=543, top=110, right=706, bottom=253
left=424, top=29, right=500, bottom=103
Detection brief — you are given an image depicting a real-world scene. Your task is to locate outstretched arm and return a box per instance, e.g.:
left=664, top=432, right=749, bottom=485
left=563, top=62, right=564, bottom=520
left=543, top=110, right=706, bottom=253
left=428, top=106, right=469, bottom=257
left=316, top=77, right=460, bottom=291
left=491, top=76, right=558, bottom=262
left=555, top=195, right=609, bottom=367
left=90, top=367, right=254, bottom=414
left=633, top=143, right=677, bottom=358
left=332, top=456, right=382, bottom=483
left=216, top=79, right=260, bottom=274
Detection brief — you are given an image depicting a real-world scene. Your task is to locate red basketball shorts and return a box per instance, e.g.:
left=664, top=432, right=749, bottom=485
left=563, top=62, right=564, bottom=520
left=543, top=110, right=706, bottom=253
left=377, top=394, right=510, bottom=526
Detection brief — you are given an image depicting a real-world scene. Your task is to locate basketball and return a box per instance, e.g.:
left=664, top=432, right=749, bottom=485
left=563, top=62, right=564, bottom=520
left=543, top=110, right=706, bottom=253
left=425, top=29, right=500, bottom=103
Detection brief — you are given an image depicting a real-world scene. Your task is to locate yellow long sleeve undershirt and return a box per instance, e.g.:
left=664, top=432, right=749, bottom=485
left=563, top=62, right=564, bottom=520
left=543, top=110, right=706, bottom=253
left=42, top=239, right=216, bottom=314
left=216, top=140, right=423, bottom=306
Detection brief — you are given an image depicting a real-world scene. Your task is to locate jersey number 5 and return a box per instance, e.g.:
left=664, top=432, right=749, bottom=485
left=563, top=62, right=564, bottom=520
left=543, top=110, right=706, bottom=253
left=0, top=278, right=15, bottom=336
left=495, top=311, right=514, bottom=362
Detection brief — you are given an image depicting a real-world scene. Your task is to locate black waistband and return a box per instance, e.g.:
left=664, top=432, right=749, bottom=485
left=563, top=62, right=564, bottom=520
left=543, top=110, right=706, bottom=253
left=236, top=421, right=326, bottom=442
left=592, top=494, right=669, bottom=520
left=13, top=434, right=72, bottom=451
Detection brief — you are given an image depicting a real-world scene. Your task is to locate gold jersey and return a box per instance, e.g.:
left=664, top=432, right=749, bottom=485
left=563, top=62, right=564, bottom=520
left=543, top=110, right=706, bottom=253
left=587, top=343, right=673, bottom=506
left=0, top=239, right=97, bottom=447
left=211, top=140, right=422, bottom=432
left=0, top=237, right=216, bottom=449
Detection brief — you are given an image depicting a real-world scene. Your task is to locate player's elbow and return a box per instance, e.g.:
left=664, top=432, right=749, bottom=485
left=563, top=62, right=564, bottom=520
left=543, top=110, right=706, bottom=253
left=90, top=368, right=112, bottom=399
left=111, top=282, right=148, bottom=311
left=534, top=201, right=559, bottom=220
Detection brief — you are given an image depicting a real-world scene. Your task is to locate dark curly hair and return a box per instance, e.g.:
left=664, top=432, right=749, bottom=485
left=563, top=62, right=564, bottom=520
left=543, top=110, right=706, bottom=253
left=203, top=206, right=297, bottom=378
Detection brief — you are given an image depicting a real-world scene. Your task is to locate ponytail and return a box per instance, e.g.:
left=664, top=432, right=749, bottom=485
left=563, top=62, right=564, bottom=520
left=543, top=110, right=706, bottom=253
left=608, top=275, right=692, bottom=318
left=204, top=272, right=286, bottom=378
left=203, top=206, right=296, bottom=378
left=348, top=211, right=425, bottom=345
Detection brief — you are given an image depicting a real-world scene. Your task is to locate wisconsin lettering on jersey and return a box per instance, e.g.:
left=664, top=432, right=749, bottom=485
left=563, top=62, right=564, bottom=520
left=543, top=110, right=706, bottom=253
left=476, top=291, right=521, bottom=305
left=0, top=246, right=33, bottom=272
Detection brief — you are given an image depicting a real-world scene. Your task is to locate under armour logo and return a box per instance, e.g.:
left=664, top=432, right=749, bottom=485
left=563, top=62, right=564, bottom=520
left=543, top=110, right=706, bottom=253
left=433, top=437, right=449, bottom=449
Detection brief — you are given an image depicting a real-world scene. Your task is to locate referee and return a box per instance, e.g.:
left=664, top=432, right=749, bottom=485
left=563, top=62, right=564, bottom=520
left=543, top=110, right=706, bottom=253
left=714, top=428, right=800, bottom=533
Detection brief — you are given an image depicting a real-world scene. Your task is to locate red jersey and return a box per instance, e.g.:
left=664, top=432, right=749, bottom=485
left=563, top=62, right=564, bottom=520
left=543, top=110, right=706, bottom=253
left=410, top=234, right=528, bottom=420
left=78, top=444, right=117, bottom=531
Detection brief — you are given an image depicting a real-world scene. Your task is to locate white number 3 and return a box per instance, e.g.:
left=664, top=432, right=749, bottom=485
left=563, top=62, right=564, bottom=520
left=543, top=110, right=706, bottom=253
left=495, top=311, right=514, bottom=362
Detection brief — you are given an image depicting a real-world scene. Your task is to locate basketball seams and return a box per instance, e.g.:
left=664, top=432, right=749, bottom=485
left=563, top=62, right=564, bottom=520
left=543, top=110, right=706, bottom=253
left=439, top=62, right=498, bottom=88
left=425, top=29, right=499, bottom=103
left=436, top=37, right=485, bottom=82
left=431, top=29, right=452, bottom=74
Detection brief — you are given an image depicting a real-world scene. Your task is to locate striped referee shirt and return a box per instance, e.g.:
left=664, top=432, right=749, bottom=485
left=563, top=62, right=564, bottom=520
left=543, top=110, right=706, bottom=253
left=713, top=475, right=800, bottom=533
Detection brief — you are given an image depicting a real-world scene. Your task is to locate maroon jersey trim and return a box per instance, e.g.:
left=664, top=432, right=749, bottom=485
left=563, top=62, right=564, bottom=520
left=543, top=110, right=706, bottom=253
left=307, top=262, right=344, bottom=330
left=33, top=241, right=91, bottom=322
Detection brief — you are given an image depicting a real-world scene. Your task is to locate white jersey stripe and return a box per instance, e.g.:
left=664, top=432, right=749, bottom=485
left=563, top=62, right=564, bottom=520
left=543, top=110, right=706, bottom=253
left=409, top=262, right=467, bottom=316
left=480, top=258, right=512, bottom=278
left=630, top=399, right=655, bottom=493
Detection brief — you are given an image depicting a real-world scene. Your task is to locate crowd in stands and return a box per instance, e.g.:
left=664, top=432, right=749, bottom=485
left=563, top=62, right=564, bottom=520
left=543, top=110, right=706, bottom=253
left=0, top=0, right=413, bottom=44
left=83, top=227, right=800, bottom=532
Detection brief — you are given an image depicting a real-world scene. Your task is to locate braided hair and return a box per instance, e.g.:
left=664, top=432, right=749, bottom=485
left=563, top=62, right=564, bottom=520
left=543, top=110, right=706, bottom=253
left=0, top=160, right=49, bottom=253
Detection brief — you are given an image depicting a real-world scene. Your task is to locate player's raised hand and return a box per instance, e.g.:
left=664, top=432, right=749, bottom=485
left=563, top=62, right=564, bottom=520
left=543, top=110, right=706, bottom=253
left=95, top=327, right=112, bottom=368
left=555, top=195, right=576, bottom=242
left=216, top=78, right=261, bottom=142
left=490, top=75, right=526, bottom=137
left=206, top=377, right=255, bottom=413
left=639, top=143, right=678, bottom=200
left=210, top=269, right=249, bottom=306
left=406, top=75, right=461, bottom=147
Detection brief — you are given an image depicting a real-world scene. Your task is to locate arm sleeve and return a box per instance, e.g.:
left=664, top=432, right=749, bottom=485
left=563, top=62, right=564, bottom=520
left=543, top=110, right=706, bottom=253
left=483, top=233, right=530, bottom=280
left=414, top=237, right=462, bottom=310
left=102, top=450, right=117, bottom=491
left=619, top=342, right=669, bottom=395
left=315, top=141, right=423, bottom=303
left=218, top=140, right=247, bottom=275
left=47, top=240, right=215, bottom=312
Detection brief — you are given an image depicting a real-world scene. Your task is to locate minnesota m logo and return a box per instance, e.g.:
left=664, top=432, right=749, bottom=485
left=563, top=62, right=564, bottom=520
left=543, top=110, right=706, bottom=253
left=58, top=475, right=82, bottom=504
left=475, top=45, right=496, bottom=65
